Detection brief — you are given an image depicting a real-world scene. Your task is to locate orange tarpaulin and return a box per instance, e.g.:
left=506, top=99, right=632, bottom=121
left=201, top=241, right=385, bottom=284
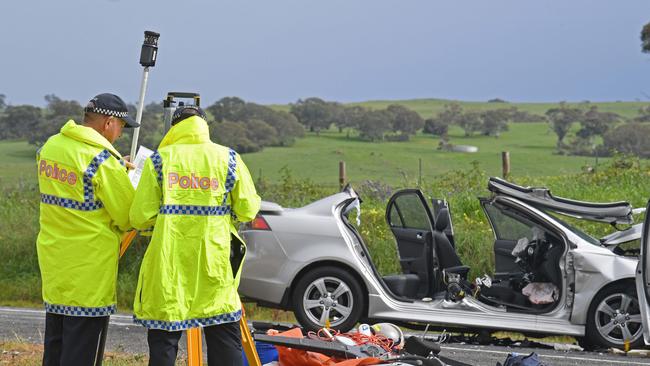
left=273, top=328, right=384, bottom=366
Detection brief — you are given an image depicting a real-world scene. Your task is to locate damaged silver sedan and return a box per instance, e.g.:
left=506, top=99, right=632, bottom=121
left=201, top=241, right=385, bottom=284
left=239, top=178, right=644, bottom=349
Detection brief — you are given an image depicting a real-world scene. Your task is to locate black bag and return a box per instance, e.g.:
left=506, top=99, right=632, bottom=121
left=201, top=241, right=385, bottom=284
left=497, top=352, right=547, bottom=366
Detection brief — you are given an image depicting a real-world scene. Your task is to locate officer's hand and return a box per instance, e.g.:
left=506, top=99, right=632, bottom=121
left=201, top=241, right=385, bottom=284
left=123, top=155, right=136, bottom=170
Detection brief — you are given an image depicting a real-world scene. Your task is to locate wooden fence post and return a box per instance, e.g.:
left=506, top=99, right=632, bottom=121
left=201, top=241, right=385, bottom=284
left=339, top=161, right=346, bottom=190
left=418, top=158, right=422, bottom=188
left=502, top=151, right=511, bottom=179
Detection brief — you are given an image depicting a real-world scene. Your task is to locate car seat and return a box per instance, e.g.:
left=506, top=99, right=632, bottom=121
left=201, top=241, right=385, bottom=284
left=433, top=208, right=470, bottom=279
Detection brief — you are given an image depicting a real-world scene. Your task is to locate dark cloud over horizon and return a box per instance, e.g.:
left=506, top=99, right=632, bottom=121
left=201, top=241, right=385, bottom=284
left=2, top=0, right=650, bottom=106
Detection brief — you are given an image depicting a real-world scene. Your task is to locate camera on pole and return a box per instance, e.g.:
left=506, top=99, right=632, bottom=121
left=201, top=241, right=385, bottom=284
left=130, top=30, right=160, bottom=159
left=140, top=31, right=160, bottom=67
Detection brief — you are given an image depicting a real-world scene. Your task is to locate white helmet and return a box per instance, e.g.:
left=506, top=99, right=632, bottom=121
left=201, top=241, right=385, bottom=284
left=371, top=323, right=404, bottom=349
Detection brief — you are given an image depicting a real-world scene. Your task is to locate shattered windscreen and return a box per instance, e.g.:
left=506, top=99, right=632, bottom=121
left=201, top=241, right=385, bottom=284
left=544, top=211, right=601, bottom=246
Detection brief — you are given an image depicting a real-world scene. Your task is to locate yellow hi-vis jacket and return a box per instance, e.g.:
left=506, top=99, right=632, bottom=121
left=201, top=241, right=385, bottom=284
left=130, top=116, right=260, bottom=331
left=37, top=120, right=134, bottom=316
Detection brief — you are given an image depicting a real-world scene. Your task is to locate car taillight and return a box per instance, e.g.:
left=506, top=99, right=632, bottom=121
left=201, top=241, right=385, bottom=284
left=251, top=215, right=271, bottom=230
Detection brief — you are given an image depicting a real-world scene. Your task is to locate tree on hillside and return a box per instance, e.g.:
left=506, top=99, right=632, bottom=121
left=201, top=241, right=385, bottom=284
left=0, top=105, right=43, bottom=140
left=635, top=105, right=650, bottom=122
left=328, top=102, right=346, bottom=133
left=577, top=106, right=620, bottom=140
left=386, top=104, right=424, bottom=138
left=437, top=103, right=464, bottom=125
left=206, top=97, right=304, bottom=148
left=28, top=95, right=83, bottom=146
left=337, top=105, right=366, bottom=136
left=507, top=107, right=547, bottom=123
left=0, top=94, right=6, bottom=111
left=423, top=117, right=448, bottom=137
left=457, top=111, right=482, bottom=136
left=488, top=98, right=507, bottom=103
left=207, top=96, right=246, bottom=122
left=562, top=106, right=623, bottom=156
left=545, top=102, right=583, bottom=148
left=480, top=109, right=511, bottom=137
left=290, top=97, right=336, bottom=135
left=423, top=103, right=463, bottom=138
left=642, top=22, right=650, bottom=53
left=260, top=110, right=305, bottom=146
left=356, top=109, right=392, bottom=141
left=244, top=119, right=279, bottom=147
left=211, top=120, right=259, bottom=153
left=603, top=123, right=650, bottom=158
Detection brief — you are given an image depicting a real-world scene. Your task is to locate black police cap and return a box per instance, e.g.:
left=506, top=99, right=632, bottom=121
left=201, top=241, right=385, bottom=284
left=171, top=106, right=207, bottom=126
left=84, top=93, right=139, bottom=128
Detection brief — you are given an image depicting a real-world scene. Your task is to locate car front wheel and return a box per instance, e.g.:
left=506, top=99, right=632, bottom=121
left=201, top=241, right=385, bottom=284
left=292, top=266, right=364, bottom=332
left=585, top=283, right=644, bottom=349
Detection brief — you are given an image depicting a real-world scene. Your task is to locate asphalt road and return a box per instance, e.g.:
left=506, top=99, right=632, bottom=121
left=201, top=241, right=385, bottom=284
left=2, top=306, right=650, bottom=365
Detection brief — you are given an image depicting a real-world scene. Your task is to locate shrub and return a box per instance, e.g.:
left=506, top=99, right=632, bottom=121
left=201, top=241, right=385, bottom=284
left=603, top=122, right=650, bottom=158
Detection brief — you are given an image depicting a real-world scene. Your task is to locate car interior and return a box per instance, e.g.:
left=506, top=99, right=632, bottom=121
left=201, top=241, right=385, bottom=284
left=341, top=190, right=566, bottom=314
left=478, top=199, right=565, bottom=313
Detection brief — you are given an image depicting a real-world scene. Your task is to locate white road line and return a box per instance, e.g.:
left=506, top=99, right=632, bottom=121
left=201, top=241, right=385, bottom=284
left=442, top=346, right=650, bottom=365
left=0, top=307, right=44, bottom=315
left=0, top=307, right=134, bottom=326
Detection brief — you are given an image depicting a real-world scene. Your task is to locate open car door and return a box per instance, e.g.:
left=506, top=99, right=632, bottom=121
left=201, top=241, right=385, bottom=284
left=386, top=189, right=436, bottom=298
left=635, top=200, right=650, bottom=345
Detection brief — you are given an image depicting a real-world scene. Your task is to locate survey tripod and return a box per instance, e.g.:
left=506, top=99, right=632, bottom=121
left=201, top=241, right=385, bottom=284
left=116, top=91, right=262, bottom=366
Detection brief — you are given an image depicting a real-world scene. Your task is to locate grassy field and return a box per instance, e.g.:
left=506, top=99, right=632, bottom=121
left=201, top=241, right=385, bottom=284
left=350, top=99, right=647, bottom=119
left=3, top=98, right=645, bottom=185
left=243, top=123, right=607, bottom=185
left=0, top=140, right=38, bottom=184
left=0, top=122, right=616, bottom=186
left=271, top=99, right=647, bottom=119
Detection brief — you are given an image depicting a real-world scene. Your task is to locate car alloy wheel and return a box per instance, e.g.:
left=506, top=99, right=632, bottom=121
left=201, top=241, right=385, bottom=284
left=586, top=283, right=644, bottom=349
left=302, top=276, right=354, bottom=328
left=594, top=292, right=643, bottom=346
left=292, top=266, right=364, bottom=332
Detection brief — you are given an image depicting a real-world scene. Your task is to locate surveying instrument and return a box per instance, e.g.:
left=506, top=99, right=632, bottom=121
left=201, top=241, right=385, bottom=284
left=110, top=31, right=261, bottom=366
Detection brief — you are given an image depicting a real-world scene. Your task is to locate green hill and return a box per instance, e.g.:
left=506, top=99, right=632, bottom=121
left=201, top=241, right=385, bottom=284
left=1, top=98, right=646, bottom=185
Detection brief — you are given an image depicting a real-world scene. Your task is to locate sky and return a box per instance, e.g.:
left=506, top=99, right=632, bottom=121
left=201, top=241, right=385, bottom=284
left=2, top=0, right=650, bottom=106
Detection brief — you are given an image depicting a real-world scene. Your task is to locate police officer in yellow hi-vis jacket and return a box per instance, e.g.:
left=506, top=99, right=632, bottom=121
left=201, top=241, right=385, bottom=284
left=129, top=106, right=261, bottom=366
left=37, top=93, right=138, bottom=366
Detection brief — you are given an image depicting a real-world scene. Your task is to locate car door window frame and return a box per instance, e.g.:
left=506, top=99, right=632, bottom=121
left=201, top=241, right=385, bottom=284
left=386, top=189, right=435, bottom=232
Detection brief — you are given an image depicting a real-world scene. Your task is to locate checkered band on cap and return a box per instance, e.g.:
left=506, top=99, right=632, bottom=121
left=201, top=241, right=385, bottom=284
left=40, top=149, right=111, bottom=212
left=133, top=309, right=242, bottom=331
left=45, top=302, right=116, bottom=317
left=159, top=204, right=231, bottom=216
left=85, top=107, right=128, bottom=119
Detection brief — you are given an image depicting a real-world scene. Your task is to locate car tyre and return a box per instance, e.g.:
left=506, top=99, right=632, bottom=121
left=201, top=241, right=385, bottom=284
left=585, top=282, right=644, bottom=349
left=292, top=266, right=364, bottom=332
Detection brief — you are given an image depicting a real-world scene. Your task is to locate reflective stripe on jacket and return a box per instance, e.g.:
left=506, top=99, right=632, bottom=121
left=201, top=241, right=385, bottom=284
left=37, top=120, right=134, bottom=316
left=130, top=116, right=260, bottom=331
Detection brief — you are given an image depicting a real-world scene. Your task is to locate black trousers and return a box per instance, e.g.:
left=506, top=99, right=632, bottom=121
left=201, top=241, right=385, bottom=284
left=43, top=312, right=108, bottom=366
left=147, top=321, right=243, bottom=366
